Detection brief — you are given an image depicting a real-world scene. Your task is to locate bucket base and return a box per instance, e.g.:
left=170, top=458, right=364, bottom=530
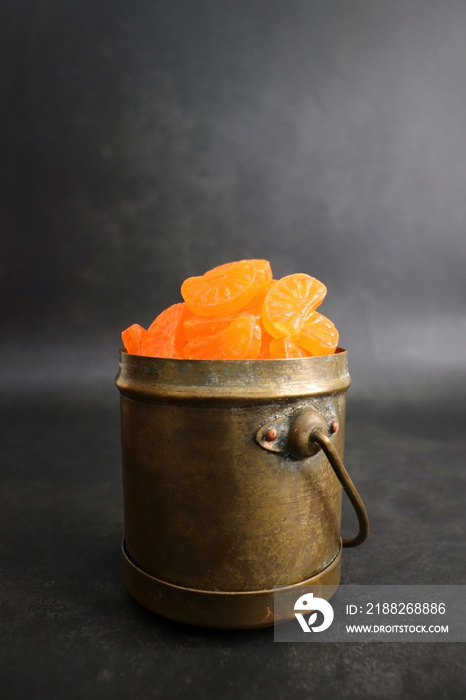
left=122, top=539, right=342, bottom=630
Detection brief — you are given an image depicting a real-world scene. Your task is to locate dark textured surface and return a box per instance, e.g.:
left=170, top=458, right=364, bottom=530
left=1, top=385, right=465, bottom=699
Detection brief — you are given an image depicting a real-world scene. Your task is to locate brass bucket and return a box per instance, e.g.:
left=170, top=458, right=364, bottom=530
left=116, top=349, right=369, bottom=629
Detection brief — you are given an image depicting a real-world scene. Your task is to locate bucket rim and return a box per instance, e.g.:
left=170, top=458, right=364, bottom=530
left=118, top=346, right=348, bottom=362
left=116, top=348, right=350, bottom=402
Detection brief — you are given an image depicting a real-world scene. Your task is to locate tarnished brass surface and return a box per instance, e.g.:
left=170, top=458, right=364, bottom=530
left=116, top=349, right=364, bottom=628
left=122, top=537, right=342, bottom=629
left=116, top=349, right=351, bottom=403
left=311, top=430, right=370, bottom=547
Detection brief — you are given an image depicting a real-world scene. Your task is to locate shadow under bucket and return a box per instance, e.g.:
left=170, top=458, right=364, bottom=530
left=116, top=349, right=369, bottom=629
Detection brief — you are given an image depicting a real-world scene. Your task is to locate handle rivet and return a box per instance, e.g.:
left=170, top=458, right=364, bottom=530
left=330, top=420, right=339, bottom=434
left=265, top=427, right=278, bottom=441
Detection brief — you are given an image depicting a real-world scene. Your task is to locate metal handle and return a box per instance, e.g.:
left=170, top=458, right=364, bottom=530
left=256, top=409, right=370, bottom=548
left=310, top=428, right=370, bottom=548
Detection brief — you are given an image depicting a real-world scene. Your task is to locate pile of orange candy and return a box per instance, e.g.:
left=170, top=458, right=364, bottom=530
left=121, top=259, right=339, bottom=360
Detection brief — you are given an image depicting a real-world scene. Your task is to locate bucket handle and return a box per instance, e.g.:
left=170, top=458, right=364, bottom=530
left=257, top=409, right=370, bottom=548
left=310, top=428, right=369, bottom=548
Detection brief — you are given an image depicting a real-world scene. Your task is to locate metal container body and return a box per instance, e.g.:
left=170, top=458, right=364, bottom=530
left=116, top=350, right=351, bottom=628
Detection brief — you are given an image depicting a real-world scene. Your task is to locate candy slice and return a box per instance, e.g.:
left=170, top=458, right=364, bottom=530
left=240, top=279, right=275, bottom=315
left=269, top=336, right=313, bottom=359
left=261, top=273, right=327, bottom=339
left=182, top=314, right=237, bottom=341
left=181, top=260, right=259, bottom=317
left=121, top=323, right=147, bottom=355
left=244, top=313, right=274, bottom=359
left=183, top=315, right=262, bottom=360
left=143, top=303, right=188, bottom=358
left=210, top=259, right=273, bottom=287
left=295, top=312, right=339, bottom=356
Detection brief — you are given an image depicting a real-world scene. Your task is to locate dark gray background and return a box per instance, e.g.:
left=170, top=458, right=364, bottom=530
left=1, top=1, right=465, bottom=698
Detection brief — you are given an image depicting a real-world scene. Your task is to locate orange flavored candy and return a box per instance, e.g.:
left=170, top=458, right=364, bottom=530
left=244, top=312, right=274, bottom=359
left=184, top=315, right=262, bottom=360
left=143, top=303, right=188, bottom=358
left=121, top=323, right=146, bottom=355
left=181, top=260, right=259, bottom=317
left=182, top=314, right=236, bottom=341
left=240, top=279, right=275, bottom=315
left=261, top=273, right=338, bottom=356
left=294, top=312, right=339, bottom=356
left=121, top=260, right=339, bottom=360
left=262, top=273, right=327, bottom=338
left=269, top=336, right=312, bottom=359
left=210, top=259, right=273, bottom=288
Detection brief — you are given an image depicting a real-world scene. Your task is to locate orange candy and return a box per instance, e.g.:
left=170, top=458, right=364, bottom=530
left=261, top=273, right=338, bottom=356
left=182, top=314, right=236, bottom=341
left=181, top=260, right=259, bottom=317
left=269, top=336, right=312, bottom=359
left=295, top=312, right=339, bottom=356
left=262, top=273, right=327, bottom=338
left=121, top=260, right=340, bottom=360
left=121, top=323, right=146, bottom=355
left=210, top=259, right=273, bottom=288
left=143, top=303, right=187, bottom=358
left=184, top=315, right=262, bottom=360
left=240, top=279, right=275, bottom=315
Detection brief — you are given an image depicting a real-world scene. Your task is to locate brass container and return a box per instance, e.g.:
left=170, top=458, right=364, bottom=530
left=116, top=349, right=369, bottom=629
